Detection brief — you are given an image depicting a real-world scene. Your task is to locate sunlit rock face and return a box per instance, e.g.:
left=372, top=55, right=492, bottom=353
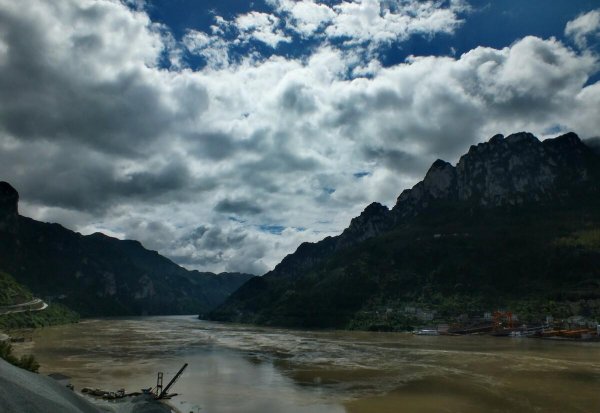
left=394, top=131, right=596, bottom=214
left=454, top=132, right=592, bottom=206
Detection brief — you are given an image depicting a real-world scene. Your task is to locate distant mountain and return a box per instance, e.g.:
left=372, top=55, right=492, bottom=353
left=0, top=183, right=254, bottom=317
left=210, top=132, right=600, bottom=329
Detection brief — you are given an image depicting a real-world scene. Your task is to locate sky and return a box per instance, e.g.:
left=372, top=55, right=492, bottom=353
left=0, top=0, right=599, bottom=275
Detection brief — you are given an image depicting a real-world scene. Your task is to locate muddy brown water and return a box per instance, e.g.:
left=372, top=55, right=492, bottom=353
left=12, top=316, right=600, bottom=412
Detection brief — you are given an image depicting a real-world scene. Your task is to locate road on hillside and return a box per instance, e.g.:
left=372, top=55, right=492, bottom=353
left=0, top=298, right=48, bottom=315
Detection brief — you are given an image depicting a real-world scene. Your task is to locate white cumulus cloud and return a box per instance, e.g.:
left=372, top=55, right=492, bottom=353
left=565, top=9, right=600, bottom=49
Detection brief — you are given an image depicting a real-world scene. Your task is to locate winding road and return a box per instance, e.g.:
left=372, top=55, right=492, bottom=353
left=0, top=298, right=48, bottom=316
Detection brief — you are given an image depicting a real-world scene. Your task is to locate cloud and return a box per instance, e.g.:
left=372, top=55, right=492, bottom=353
left=268, top=0, right=336, bottom=37
left=0, top=0, right=206, bottom=157
left=0, top=0, right=599, bottom=275
left=184, top=0, right=467, bottom=66
left=268, top=0, right=466, bottom=49
left=215, top=198, right=263, bottom=216
left=183, top=30, right=231, bottom=69
left=565, top=9, right=600, bottom=49
left=234, top=11, right=291, bottom=48
left=325, top=0, right=466, bottom=48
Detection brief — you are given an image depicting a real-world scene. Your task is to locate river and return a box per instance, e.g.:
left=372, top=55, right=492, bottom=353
left=12, top=316, right=600, bottom=412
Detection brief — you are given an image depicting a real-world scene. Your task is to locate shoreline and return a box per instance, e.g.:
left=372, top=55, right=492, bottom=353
left=82, top=393, right=174, bottom=413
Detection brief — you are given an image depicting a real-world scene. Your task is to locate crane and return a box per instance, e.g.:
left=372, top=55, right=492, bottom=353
left=155, top=363, right=188, bottom=400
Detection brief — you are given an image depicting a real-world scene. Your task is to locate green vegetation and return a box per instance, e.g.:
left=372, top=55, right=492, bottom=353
left=0, top=271, right=32, bottom=306
left=0, top=303, right=79, bottom=330
left=0, top=341, right=40, bottom=373
left=556, top=229, right=600, bottom=250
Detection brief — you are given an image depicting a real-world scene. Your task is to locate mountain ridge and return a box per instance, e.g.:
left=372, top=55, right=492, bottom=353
left=0, top=182, right=254, bottom=316
left=252, top=132, right=599, bottom=281
left=209, top=132, right=600, bottom=328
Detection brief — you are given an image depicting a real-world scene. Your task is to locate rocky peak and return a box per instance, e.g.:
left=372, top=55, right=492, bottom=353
left=488, top=134, right=504, bottom=144
left=503, top=131, right=537, bottom=145
left=338, top=202, right=390, bottom=246
left=394, top=160, right=458, bottom=217
left=422, top=159, right=457, bottom=200
left=394, top=131, right=598, bottom=213
left=0, top=181, right=19, bottom=233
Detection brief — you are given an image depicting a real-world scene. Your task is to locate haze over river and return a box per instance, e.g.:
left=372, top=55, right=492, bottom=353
left=13, top=316, right=600, bottom=412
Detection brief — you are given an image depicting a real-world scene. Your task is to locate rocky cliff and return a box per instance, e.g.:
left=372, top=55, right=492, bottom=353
left=0, top=184, right=254, bottom=316
left=394, top=132, right=596, bottom=215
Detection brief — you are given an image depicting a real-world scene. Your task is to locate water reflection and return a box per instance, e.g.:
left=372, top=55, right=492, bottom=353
left=14, top=316, right=600, bottom=413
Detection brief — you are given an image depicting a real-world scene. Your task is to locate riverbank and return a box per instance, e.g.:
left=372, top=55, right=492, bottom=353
left=85, top=394, right=174, bottom=413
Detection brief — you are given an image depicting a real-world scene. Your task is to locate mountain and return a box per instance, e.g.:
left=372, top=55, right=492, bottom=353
left=209, top=132, right=600, bottom=329
left=0, top=183, right=254, bottom=317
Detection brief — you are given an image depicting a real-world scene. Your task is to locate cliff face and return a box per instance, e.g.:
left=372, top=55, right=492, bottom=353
left=209, top=132, right=600, bottom=327
left=394, top=132, right=597, bottom=215
left=0, top=184, right=254, bottom=316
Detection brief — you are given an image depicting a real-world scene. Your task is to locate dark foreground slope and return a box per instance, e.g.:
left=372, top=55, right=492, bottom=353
left=210, top=132, right=600, bottom=328
left=0, top=183, right=254, bottom=316
left=0, top=358, right=101, bottom=413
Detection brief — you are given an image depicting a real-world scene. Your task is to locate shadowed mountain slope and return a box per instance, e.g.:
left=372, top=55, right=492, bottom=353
left=0, top=182, right=254, bottom=316
left=210, top=132, right=600, bottom=328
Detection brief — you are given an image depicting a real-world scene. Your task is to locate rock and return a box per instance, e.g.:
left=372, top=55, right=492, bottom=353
left=394, top=131, right=596, bottom=212
left=338, top=202, right=391, bottom=247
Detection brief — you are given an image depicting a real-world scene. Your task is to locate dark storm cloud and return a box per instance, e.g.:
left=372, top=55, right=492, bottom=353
left=0, top=5, right=184, bottom=157
left=0, top=143, right=196, bottom=212
left=167, top=224, right=271, bottom=274
left=361, top=146, right=429, bottom=174
left=190, top=132, right=239, bottom=160
left=215, top=198, right=263, bottom=215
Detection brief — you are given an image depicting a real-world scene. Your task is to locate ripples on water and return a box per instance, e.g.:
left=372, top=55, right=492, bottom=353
left=15, top=316, right=600, bottom=413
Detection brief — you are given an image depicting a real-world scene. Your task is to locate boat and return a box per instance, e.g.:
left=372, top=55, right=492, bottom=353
left=415, top=329, right=439, bottom=336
